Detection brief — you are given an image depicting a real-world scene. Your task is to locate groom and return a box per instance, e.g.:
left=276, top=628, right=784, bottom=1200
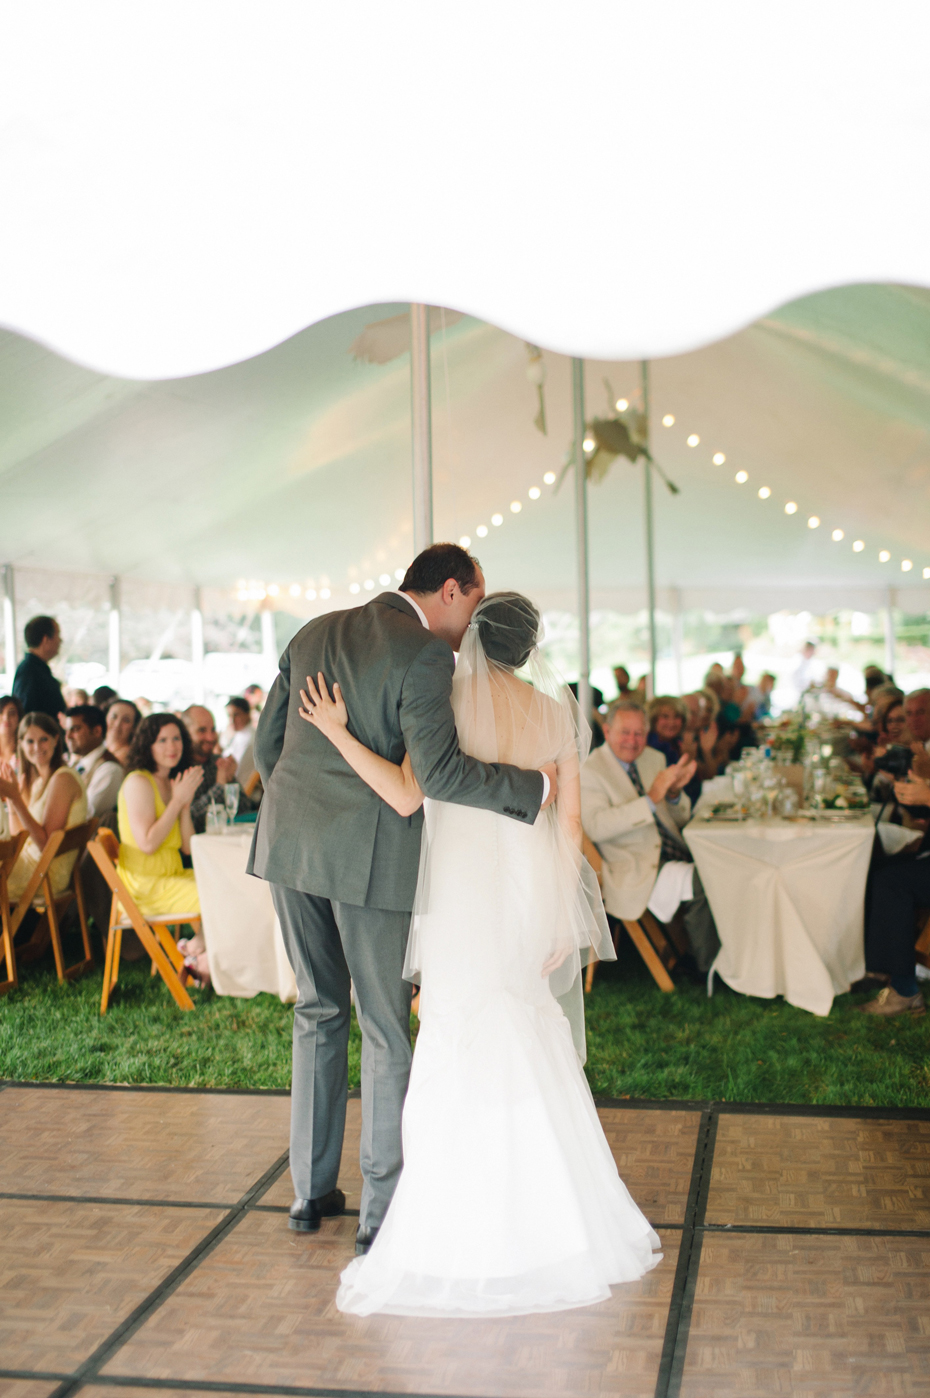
left=248, top=543, right=556, bottom=1253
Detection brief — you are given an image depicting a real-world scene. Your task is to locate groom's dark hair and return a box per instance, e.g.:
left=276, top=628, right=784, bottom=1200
left=401, top=543, right=481, bottom=596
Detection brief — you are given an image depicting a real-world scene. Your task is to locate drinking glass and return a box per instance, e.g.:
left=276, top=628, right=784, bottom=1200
left=224, top=782, right=240, bottom=825
left=205, top=802, right=227, bottom=834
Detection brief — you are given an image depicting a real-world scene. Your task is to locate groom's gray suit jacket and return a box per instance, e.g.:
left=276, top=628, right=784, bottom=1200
left=247, top=592, right=544, bottom=911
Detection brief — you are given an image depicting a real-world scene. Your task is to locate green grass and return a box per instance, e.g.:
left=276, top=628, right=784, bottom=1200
left=2, top=927, right=929, bottom=1107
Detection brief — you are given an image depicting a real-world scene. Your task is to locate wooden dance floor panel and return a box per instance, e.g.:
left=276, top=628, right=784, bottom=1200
left=2, top=1085, right=930, bottom=1398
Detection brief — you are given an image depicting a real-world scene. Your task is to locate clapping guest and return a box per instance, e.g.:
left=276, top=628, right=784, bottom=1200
left=182, top=705, right=241, bottom=833
left=861, top=772, right=930, bottom=1017
left=117, top=714, right=202, bottom=916
left=0, top=695, right=22, bottom=768
left=0, top=712, right=87, bottom=904
left=105, top=699, right=142, bottom=767
left=221, top=697, right=256, bottom=783
left=647, top=696, right=687, bottom=766
left=63, top=705, right=124, bottom=818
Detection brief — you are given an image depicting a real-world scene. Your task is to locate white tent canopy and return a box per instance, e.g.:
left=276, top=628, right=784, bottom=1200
left=1, top=284, right=929, bottom=620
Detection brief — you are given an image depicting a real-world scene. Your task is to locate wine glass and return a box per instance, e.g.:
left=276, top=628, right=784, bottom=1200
left=224, top=782, right=240, bottom=825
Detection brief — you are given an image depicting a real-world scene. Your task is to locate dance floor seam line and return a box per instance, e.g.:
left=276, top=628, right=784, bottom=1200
left=43, top=1149, right=290, bottom=1398
left=654, top=1107, right=718, bottom=1398
left=2, top=1373, right=467, bottom=1398
left=0, top=1191, right=235, bottom=1210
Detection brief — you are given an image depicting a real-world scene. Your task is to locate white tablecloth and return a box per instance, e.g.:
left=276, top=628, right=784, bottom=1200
left=190, top=831, right=297, bottom=1003
left=684, top=815, right=874, bottom=1016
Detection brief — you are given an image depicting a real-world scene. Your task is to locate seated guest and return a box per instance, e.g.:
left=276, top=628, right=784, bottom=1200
left=580, top=699, right=720, bottom=975
left=182, top=704, right=242, bottom=832
left=647, top=696, right=687, bottom=765
left=244, top=683, right=265, bottom=717
left=105, top=698, right=142, bottom=767
left=613, top=665, right=646, bottom=700
left=221, top=696, right=256, bottom=784
left=747, top=672, right=775, bottom=721
left=905, top=690, right=930, bottom=777
left=118, top=714, right=203, bottom=916
left=861, top=772, right=930, bottom=1017
left=860, top=697, right=910, bottom=795
left=93, top=685, right=117, bottom=710
left=63, top=686, right=89, bottom=707
left=820, top=666, right=866, bottom=713
left=12, top=616, right=65, bottom=720
left=63, top=704, right=124, bottom=817
left=0, top=712, right=87, bottom=903
left=0, top=694, right=22, bottom=769
left=568, top=682, right=606, bottom=750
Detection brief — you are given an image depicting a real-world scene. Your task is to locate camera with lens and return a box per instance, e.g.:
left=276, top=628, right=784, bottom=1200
left=873, top=744, right=914, bottom=779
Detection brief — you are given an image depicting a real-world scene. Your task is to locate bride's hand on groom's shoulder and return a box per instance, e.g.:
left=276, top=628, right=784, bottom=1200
left=299, top=672, right=350, bottom=743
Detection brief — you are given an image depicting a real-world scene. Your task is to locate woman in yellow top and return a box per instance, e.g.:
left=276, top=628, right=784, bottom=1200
left=118, top=713, right=204, bottom=917
left=0, top=711, right=88, bottom=901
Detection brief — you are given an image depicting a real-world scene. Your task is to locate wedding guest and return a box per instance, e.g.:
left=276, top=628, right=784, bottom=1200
left=117, top=714, right=202, bottom=916
left=646, top=696, right=687, bottom=766
left=0, top=694, right=22, bottom=768
left=221, top=697, right=256, bottom=783
left=0, top=712, right=87, bottom=905
left=63, top=686, right=89, bottom=707
left=905, top=689, right=930, bottom=758
left=93, top=685, right=118, bottom=709
left=12, top=616, right=65, bottom=720
left=820, top=666, right=865, bottom=712
left=568, top=682, right=606, bottom=750
left=612, top=665, right=646, bottom=700
left=134, top=696, right=154, bottom=717
left=861, top=771, right=930, bottom=1017
left=63, top=704, right=124, bottom=818
left=746, top=672, right=775, bottom=721
left=580, top=699, right=719, bottom=976
left=244, top=683, right=265, bottom=717
left=182, top=704, right=241, bottom=832
left=105, top=699, right=142, bottom=767
left=791, top=640, right=819, bottom=699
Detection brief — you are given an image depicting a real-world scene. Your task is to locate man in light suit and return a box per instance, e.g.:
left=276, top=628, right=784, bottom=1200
left=580, top=698, right=719, bottom=973
left=248, top=544, right=557, bottom=1254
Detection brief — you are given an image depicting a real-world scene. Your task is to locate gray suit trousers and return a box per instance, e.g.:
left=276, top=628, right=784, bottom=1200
left=271, top=885, right=413, bottom=1229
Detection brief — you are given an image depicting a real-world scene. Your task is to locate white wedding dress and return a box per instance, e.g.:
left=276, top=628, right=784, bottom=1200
left=337, top=599, right=662, bottom=1318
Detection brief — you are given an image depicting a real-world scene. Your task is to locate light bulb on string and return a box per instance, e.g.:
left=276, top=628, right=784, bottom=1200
left=852, top=540, right=864, bottom=552
left=543, top=471, right=556, bottom=484
left=785, top=502, right=798, bottom=515
left=758, top=487, right=771, bottom=499
left=528, top=486, right=541, bottom=499
left=476, top=524, right=488, bottom=537
left=491, top=513, right=503, bottom=527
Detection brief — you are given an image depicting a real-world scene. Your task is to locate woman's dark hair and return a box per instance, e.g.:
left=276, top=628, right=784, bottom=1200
left=17, top=711, right=66, bottom=794
left=126, top=713, right=193, bottom=779
left=400, top=543, right=481, bottom=596
left=93, top=685, right=118, bottom=709
left=226, top=696, right=251, bottom=717
left=476, top=592, right=540, bottom=669
left=0, top=694, right=23, bottom=721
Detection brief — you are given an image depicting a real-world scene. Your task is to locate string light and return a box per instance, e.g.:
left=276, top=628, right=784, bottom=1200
left=528, top=486, right=541, bottom=499
left=379, top=573, right=391, bottom=585
left=289, top=583, right=301, bottom=597
left=808, top=516, right=820, bottom=529
left=583, top=436, right=595, bottom=452
left=879, top=550, right=890, bottom=562
left=687, top=434, right=700, bottom=447
left=394, top=568, right=405, bottom=580
left=491, top=513, right=503, bottom=526
left=853, top=540, right=864, bottom=552
left=902, top=559, right=913, bottom=572
left=735, top=471, right=748, bottom=484
left=320, top=587, right=331, bottom=599
left=785, top=502, right=798, bottom=514
left=924, top=568, right=930, bottom=579
left=831, top=529, right=844, bottom=541
left=510, top=501, right=522, bottom=513
left=237, top=588, right=248, bottom=601
left=458, top=535, right=471, bottom=548
left=267, top=583, right=280, bottom=597
left=543, top=471, right=556, bottom=484
left=305, top=588, right=317, bottom=600
left=662, top=414, right=675, bottom=427
left=615, top=398, right=629, bottom=411
left=364, top=579, right=374, bottom=590
left=349, top=582, right=360, bottom=594
left=758, top=487, right=771, bottom=499
left=476, top=524, right=488, bottom=538
left=713, top=452, right=726, bottom=465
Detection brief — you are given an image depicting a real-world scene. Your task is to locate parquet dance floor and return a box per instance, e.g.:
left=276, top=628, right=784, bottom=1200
left=3, top=1083, right=930, bottom=1398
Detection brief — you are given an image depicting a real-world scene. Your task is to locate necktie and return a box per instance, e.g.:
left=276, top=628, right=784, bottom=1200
left=627, top=759, right=690, bottom=863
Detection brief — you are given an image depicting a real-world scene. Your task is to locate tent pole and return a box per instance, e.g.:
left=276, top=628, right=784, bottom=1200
left=671, top=586, right=683, bottom=694
left=572, top=358, right=591, bottom=722
left=641, top=360, right=657, bottom=699
left=410, top=303, right=433, bottom=554
left=884, top=587, right=896, bottom=678
left=191, top=587, right=205, bottom=704
left=108, top=575, right=121, bottom=689
left=2, top=564, right=16, bottom=685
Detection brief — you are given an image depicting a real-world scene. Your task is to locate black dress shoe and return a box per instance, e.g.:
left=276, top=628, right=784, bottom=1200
left=288, top=1188, right=346, bottom=1233
left=355, top=1224, right=380, bottom=1255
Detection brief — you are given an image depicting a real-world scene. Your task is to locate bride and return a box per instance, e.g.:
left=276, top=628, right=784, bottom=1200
left=298, top=592, right=661, bottom=1317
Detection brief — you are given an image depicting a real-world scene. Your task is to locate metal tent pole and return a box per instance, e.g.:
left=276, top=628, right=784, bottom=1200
left=641, top=360, right=657, bottom=698
left=884, top=587, right=896, bottom=678
left=107, top=575, right=121, bottom=689
left=191, top=587, right=205, bottom=704
left=671, top=586, right=683, bottom=694
left=410, top=303, right=434, bottom=555
left=572, top=358, right=591, bottom=722
left=2, top=564, right=16, bottom=685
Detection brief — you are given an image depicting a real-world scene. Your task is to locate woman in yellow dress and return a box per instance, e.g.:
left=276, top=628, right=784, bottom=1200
left=118, top=713, right=204, bottom=917
left=0, top=711, right=88, bottom=901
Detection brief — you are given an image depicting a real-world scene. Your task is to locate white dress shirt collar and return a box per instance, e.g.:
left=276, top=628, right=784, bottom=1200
left=394, top=591, right=429, bottom=630
left=71, top=742, right=107, bottom=774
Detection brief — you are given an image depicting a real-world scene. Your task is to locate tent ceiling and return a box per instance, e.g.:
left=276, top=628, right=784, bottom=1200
left=1, top=284, right=929, bottom=615
left=1, top=7, right=929, bottom=377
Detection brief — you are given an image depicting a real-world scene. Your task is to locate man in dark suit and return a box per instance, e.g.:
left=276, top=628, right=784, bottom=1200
left=249, top=544, right=556, bottom=1252
left=12, top=615, right=65, bottom=720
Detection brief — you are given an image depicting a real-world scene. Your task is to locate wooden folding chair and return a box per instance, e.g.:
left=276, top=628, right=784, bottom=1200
left=87, top=828, right=199, bottom=1014
left=582, top=834, right=680, bottom=994
left=8, top=819, right=98, bottom=983
left=0, top=832, right=28, bottom=996
left=243, top=769, right=262, bottom=799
